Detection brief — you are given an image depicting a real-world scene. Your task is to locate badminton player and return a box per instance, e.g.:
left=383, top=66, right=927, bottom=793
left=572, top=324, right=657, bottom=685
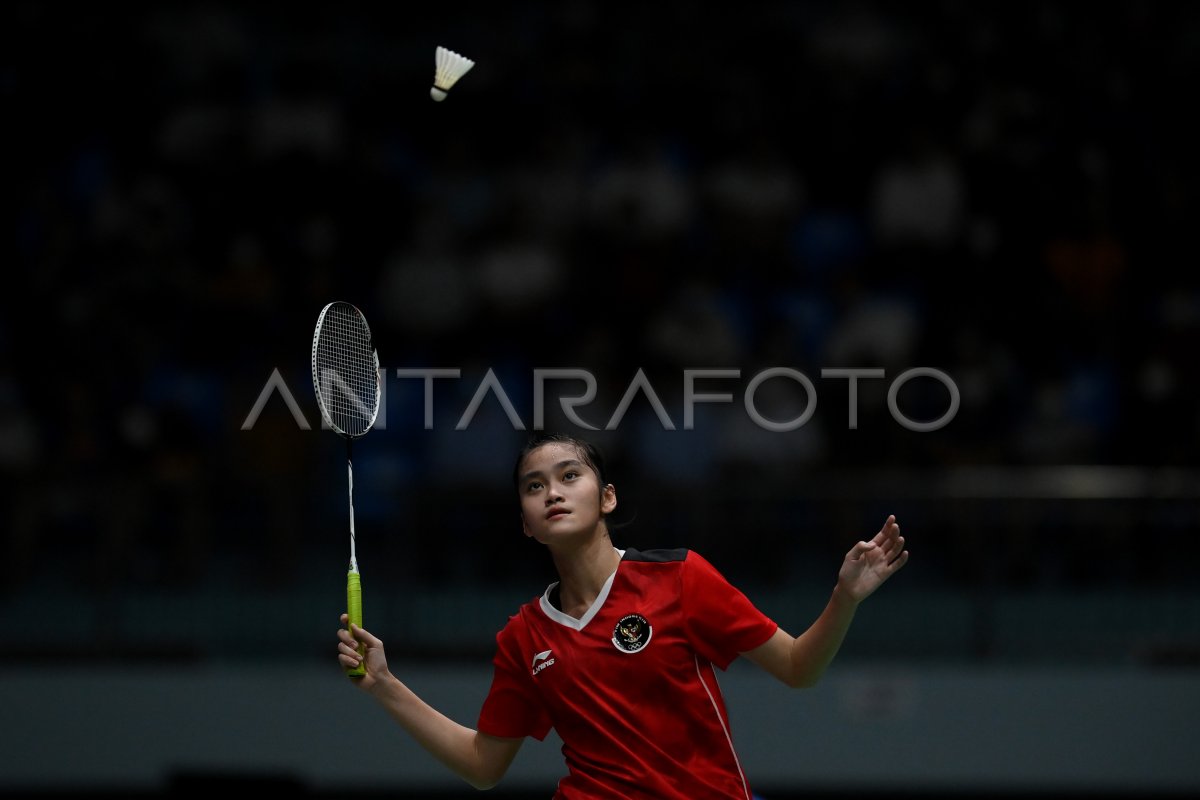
left=336, top=433, right=908, bottom=798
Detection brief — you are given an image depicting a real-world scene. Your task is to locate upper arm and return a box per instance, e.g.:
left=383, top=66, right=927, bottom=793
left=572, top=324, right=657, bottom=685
left=473, top=732, right=525, bottom=789
left=740, top=627, right=800, bottom=688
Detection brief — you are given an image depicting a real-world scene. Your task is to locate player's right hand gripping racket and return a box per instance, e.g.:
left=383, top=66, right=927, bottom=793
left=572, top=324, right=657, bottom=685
left=311, top=301, right=381, bottom=678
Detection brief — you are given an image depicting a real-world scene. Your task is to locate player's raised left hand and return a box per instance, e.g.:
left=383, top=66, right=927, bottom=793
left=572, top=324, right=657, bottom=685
left=836, top=515, right=908, bottom=604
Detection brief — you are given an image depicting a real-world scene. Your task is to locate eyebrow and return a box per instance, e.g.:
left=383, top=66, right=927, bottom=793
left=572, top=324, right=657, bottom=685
left=520, top=459, right=584, bottom=483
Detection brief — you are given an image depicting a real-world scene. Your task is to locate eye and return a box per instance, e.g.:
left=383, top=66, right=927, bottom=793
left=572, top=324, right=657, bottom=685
left=525, top=480, right=543, bottom=492
left=563, top=470, right=579, bottom=481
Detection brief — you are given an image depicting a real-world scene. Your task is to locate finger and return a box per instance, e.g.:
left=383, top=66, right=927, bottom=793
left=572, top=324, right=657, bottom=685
left=338, top=653, right=362, bottom=668
left=337, top=628, right=356, bottom=646
left=350, top=623, right=382, bottom=647
left=878, top=520, right=897, bottom=551
left=848, top=540, right=876, bottom=560
left=888, top=549, right=910, bottom=570
left=880, top=532, right=904, bottom=559
left=338, top=642, right=361, bottom=658
left=340, top=613, right=349, bottom=624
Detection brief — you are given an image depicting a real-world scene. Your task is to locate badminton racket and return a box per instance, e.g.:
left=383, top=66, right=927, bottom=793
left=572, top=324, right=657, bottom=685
left=311, top=301, right=382, bottom=678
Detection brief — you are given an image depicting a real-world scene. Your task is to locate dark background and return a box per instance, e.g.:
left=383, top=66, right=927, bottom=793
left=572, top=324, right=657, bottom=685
left=5, top=1, right=1199, bottom=797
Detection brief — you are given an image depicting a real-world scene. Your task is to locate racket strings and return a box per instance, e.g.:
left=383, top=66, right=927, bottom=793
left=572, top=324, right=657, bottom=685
left=313, top=304, right=380, bottom=437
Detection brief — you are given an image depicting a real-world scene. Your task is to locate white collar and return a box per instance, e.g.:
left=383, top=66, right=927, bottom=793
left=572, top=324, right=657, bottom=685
left=538, top=548, right=625, bottom=631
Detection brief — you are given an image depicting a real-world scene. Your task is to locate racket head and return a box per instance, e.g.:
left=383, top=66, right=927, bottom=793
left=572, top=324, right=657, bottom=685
left=311, top=301, right=382, bottom=438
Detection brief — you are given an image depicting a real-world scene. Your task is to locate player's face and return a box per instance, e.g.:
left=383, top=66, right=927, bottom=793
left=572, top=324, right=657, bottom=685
left=517, top=443, right=616, bottom=543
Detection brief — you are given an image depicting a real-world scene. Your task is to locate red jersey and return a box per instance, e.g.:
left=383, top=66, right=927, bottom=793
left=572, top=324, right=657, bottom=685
left=477, top=548, right=778, bottom=799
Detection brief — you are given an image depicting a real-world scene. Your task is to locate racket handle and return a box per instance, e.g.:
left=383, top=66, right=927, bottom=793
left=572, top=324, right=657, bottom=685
left=346, top=570, right=366, bottom=678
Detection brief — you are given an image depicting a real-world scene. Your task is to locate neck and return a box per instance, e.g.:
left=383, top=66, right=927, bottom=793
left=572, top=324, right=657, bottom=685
left=550, top=528, right=620, bottom=616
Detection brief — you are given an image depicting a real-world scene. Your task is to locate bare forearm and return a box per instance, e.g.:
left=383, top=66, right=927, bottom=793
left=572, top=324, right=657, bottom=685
left=367, top=674, right=501, bottom=789
left=747, top=519, right=908, bottom=688
left=789, top=584, right=859, bottom=687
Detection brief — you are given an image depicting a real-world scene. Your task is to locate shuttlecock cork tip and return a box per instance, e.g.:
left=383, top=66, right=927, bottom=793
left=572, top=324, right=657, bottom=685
left=431, top=45, right=475, bottom=102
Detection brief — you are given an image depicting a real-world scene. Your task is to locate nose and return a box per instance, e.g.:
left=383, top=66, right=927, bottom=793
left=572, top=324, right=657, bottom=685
left=545, top=485, right=564, bottom=505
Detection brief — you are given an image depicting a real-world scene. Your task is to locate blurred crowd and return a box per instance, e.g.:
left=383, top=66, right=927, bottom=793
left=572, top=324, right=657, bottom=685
left=5, top=1, right=1199, bottom=610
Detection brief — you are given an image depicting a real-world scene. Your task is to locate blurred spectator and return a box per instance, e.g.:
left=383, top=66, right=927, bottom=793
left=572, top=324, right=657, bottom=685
left=868, top=126, right=966, bottom=252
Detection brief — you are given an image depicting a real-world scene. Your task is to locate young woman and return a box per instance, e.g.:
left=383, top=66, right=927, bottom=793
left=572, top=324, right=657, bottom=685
left=336, top=433, right=909, bottom=798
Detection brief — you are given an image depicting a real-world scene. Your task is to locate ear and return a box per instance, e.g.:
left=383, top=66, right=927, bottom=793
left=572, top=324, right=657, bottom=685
left=521, top=513, right=533, bottom=538
left=601, top=483, right=617, bottom=516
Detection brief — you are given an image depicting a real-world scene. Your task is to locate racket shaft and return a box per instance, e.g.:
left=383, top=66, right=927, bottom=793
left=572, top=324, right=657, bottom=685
left=346, top=571, right=365, bottom=677
left=348, top=444, right=357, bottom=569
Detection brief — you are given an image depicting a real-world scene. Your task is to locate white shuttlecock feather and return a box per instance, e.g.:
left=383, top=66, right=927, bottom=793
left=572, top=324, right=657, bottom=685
left=431, top=46, right=475, bottom=102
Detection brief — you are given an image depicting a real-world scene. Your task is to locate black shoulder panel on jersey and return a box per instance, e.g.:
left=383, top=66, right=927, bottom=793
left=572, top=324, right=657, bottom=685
left=622, top=547, right=689, bottom=563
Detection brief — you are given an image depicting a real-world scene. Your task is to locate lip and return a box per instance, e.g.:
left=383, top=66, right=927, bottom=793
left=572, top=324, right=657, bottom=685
left=545, top=507, right=571, bottom=520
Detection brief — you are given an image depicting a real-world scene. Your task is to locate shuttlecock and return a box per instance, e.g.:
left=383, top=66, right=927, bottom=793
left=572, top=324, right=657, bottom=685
left=431, top=46, right=475, bottom=102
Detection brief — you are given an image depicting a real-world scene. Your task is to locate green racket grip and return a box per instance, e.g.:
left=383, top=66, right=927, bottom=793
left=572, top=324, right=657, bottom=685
left=346, top=570, right=366, bottom=678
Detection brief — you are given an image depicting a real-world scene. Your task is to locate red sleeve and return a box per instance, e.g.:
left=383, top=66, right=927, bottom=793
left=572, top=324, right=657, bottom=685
left=476, top=613, right=552, bottom=741
left=681, top=550, right=778, bottom=670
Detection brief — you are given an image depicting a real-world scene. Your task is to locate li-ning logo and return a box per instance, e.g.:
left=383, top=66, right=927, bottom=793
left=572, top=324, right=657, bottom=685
left=531, top=649, right=556, bottom=676
left=612, top=614, right=652, bottom=653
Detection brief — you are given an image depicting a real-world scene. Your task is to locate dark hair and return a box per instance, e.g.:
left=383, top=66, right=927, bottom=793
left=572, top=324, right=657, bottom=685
left=512, top=433, right=609, bottom=494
